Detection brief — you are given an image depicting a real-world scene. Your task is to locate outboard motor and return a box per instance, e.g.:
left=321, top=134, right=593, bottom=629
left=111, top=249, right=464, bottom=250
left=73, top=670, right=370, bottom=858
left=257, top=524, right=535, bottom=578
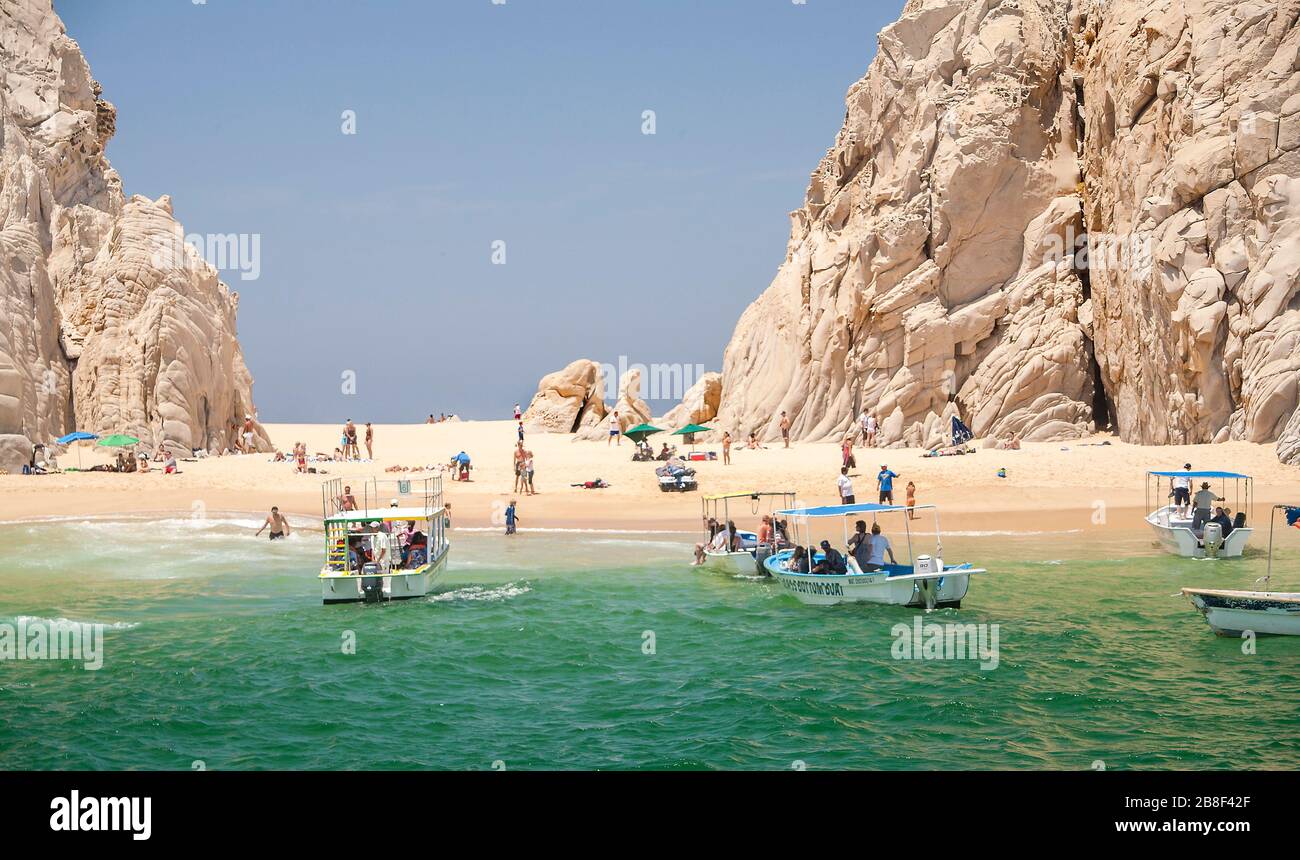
left=360, top=562, right=386, bottom=603
left=1202, top=521, right=1224, bottom=558
left=754, top=545, right=772, bottom=577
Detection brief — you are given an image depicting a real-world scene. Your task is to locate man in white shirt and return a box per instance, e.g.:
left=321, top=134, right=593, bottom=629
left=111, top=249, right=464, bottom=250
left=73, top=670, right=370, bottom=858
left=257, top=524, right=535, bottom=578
left=1170, top=463, right=1192, bottom=517
left=857, top=411, right=870, bottom=447
left=867, top=523, right=897, bottom=567
left=608, top=410, right=621, bottom=446
left=837, top=466, right=855, bottom=504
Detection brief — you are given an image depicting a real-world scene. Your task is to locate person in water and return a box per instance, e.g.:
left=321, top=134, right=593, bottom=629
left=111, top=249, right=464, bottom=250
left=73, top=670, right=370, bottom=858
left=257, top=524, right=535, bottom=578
left=255, top=506, right=291, bottom=540
left=504, top=500, right=519, bottom=535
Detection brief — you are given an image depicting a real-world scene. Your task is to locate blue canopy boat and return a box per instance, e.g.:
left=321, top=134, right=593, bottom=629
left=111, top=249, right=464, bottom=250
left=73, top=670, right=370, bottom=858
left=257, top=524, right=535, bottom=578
left=761, top=502, right=987, bottom=608
left=1145, top=469, right=1253, bottom=558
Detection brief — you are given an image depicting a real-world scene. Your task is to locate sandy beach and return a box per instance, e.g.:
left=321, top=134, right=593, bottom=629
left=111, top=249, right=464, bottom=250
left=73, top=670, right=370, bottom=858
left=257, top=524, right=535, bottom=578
left=3, top=420, right=1296, bottom=536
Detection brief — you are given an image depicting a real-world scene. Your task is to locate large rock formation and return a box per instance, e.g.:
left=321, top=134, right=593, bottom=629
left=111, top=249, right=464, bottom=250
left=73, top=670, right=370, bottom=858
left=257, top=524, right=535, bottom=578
left=521, top=358, right=607, bottom=432
left=1083, top=0, right=1300, bottom=447
left=574, top=368, right=652, bottom=440
left=0, top=0, right=266, bottom=470
left=716, top=0, right=1300, bottom=457
left=659, top=371, right=722, bottom=429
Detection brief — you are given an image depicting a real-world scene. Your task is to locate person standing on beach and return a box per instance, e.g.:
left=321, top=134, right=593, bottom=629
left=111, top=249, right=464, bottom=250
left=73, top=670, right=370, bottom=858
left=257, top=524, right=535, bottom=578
left=344, top=419, right=359, bottom=461
left=443, top=503, right=452, bottom=529
left=866, top=413, right=878, bottom=447
left=780, top=412, right=791, bottom=448
left=524, top=450, right=536, bottom=495
left=722, top=432, right=732, bottom=465
left=255, top=507, right=291, bottom=540
left=857, top=410, right=870, bottom=448
left=905, top=481, right=917, bottom=519
left=339, top=485, right=357, bottom=512
left=504, top=500, right=519, bottom=535
left=364, top=422, right=374, bottom=460
left=608, top=410, right=621, bottom=446
left=877, top=464, right=899, bottom=504
left=517, top=421, right=525, bottom=443
left=242, top=414, right=256, bottom=453
left=514, top=403, right=522, bottom=420
left=837, top=466, right=855, bottom=505
left=513, top=442, right=526, bottom=493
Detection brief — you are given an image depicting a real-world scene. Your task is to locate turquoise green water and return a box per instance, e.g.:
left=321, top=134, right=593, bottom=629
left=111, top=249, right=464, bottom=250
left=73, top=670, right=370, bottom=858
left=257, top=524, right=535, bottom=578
left=1, top=516, right=1297, bottom=770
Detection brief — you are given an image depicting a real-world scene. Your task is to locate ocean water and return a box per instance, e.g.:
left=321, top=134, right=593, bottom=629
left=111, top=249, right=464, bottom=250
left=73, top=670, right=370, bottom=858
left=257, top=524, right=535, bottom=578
left=1, top=515, right=1297, bottom=770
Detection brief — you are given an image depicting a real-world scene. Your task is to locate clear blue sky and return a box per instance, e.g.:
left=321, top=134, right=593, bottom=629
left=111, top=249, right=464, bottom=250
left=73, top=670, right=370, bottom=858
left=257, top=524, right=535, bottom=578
left=57, top=0, right=900, bottom=422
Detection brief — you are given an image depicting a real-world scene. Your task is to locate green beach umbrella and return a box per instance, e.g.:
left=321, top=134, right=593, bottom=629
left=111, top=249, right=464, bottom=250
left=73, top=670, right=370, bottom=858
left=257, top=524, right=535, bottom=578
left=96, top=434, right=140, bottom=448
left=623, top=423, right=663, bottom=443
left=672, top=423, right=712, bottom=451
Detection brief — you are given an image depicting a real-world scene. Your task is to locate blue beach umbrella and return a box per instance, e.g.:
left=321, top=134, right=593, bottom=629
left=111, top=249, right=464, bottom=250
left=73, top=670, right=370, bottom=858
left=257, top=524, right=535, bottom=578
left=55, top=431, right=98, bottom=469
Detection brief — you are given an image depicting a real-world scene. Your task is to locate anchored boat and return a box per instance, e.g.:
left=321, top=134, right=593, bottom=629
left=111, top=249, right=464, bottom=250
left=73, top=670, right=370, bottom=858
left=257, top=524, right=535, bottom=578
left=318, top=477, right=450, bottom=605
left=698, top=491, right=796, bottom=576
left=1182, top=504, right=1300, bottom=636
left=762, top=502, right=986, bottom=608
left=1145, top=469, right=1253, bottom=558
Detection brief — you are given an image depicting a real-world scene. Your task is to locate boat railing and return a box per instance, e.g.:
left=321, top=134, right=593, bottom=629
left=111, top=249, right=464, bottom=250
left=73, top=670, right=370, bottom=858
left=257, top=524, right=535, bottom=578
left=322, top=476, right=443, bottom=521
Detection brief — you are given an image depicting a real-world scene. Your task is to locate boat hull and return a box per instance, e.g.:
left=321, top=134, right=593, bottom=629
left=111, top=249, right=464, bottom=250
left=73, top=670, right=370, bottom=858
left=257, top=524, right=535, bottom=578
left=1146, top=507, right=1251, bottom=558
left=764, top=552, right=979, bottom=607
left=1182, top=588, right=1300, bottom=636
left=703, top=550, right=762, bottom=576
left=320, top=547, right=450, bottom=604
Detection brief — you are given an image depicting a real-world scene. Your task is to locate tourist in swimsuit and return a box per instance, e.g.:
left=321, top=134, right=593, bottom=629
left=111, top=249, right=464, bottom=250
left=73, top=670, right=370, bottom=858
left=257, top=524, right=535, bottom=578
left=255, top=506, right=290, bottom=540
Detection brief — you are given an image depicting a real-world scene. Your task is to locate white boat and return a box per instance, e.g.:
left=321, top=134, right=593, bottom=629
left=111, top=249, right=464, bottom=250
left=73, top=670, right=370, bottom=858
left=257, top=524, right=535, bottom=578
left=698, top=491, right=796, bottom=577
left=318, top=477, right=450, bottom=605
left=1145, top=469, right=1253, bottom=558
left=1182, top=504, right=1300, bottom=636
left=762, top=502, right=987, bottom=608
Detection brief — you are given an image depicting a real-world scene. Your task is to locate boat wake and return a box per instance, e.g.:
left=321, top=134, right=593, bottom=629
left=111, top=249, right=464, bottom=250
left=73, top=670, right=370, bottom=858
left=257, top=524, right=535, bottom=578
left=427, top=582, right=532, bottom=603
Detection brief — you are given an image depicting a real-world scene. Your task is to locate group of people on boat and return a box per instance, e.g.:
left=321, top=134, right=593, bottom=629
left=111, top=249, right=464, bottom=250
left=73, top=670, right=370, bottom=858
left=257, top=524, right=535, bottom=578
left=780, top=519, right=898, bottom=574
left=1164, top=464, right=1242, bottom=536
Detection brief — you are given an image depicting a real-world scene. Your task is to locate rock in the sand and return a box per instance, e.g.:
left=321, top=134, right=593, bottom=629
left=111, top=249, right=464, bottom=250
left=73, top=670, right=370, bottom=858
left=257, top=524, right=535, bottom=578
left=574, top=368, right=651, bottom=440
left=522, top=359, right=607, bottom=433
left=659, top=372, right=722, bottom=430
left=713, top=0, right=1300, bottom=463
left=1279, top=408, right=1300, bottom=466
left=0, top=0, right=267, bottom=457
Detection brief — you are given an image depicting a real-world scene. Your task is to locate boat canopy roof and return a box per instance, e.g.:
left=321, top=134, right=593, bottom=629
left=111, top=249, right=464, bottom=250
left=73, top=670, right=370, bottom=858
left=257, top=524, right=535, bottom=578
left=703, top=490, right=796, bottom=501
left=325, top=506, right=432, bottom=524
left=776, top=502, right=936, bottom=518
left=1149, top=470, right=1251, bottom=479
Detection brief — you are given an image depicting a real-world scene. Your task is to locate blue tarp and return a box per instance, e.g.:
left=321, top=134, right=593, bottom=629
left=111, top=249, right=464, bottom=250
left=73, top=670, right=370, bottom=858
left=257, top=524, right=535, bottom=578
left=1149, top=470, right=1251, bottom=479
left=55, top=431, right=97, bottom=444
left=777, top=502, right=913, bottom=518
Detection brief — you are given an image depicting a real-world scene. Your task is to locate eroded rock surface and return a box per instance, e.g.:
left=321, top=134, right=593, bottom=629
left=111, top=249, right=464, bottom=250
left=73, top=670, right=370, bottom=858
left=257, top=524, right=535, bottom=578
left=522, top=358, right=607, bottom=433
left=0, top=0, right=266, bottom=469
left=715, top=0, right=1300, bottom=459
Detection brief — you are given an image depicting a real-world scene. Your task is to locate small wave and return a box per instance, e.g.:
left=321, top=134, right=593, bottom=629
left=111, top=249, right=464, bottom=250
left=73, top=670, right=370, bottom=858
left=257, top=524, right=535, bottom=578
left=427, top=582, right=532, bottom=602
left=8, top=615, right=139, bottom=630
left=907, top=529, right=1084, bottom=537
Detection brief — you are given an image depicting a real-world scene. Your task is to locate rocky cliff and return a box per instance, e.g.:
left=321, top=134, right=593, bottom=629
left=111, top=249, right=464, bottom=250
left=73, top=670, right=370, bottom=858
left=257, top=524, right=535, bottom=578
left=717, top=0, right=1300, bottom=458
left=0, top=0, right=265, bottom=470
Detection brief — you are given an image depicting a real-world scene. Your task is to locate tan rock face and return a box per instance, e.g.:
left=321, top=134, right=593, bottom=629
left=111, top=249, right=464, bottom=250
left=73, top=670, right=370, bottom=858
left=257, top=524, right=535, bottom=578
left=574, top=368, right=652, bottom=441
left=716, top=0, right=1095, bottom=446
left=1082, top=0, right=1300, bottom=447
left=658, top=371, right=722, bottom=429
left=716, top=0, right=1300, bottom=458
left=521, top=358, right=607, bottom=433
left=0, top=0, right=265, bottom=469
